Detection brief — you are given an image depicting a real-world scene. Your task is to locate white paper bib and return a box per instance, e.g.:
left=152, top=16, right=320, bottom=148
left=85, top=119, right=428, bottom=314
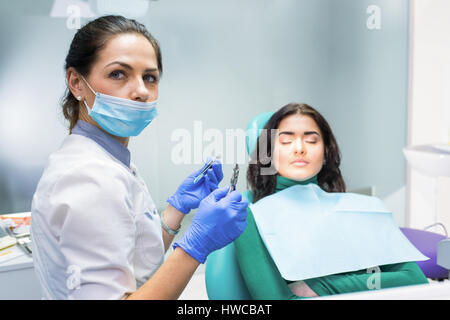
left=250, top=184, right=428, bottom=281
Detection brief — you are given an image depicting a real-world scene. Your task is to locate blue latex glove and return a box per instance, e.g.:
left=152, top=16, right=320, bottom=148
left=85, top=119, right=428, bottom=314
left=173, top=186, right=248, bottom=263
left=167, top=159, right=223, bottom=214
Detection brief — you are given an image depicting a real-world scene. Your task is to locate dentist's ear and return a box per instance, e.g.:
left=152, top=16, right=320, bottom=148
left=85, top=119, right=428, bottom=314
left=66, top=67, right=85, bottom=100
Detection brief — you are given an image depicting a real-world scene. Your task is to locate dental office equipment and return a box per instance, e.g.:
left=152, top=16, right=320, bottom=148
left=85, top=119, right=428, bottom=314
left=17, top=237, right=32, bottom=255
left=0, top=224, right=16, bottom=251
left=227, top=164, right=239, bottom=195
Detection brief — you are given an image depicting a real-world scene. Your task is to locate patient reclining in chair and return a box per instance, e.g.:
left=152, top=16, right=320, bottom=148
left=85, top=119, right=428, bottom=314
left=235, top=103, right=429, bottom=299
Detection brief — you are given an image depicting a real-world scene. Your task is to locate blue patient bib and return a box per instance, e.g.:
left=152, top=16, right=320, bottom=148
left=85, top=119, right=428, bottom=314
left=250, top=184, right=428, bottom=281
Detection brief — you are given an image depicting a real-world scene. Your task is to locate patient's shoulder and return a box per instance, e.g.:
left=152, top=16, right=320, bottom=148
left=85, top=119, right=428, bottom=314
left=241, top=190, right=254, bottom=203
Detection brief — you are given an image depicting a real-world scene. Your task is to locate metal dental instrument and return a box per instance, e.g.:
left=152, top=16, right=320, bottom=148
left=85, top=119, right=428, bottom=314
left=193, top=157, right=216, bottom=184
left=227, top=164, right=239, bottom=195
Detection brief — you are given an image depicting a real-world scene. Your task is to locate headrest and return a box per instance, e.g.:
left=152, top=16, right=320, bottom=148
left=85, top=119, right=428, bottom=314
left=245, top=112, right=274, bottom=155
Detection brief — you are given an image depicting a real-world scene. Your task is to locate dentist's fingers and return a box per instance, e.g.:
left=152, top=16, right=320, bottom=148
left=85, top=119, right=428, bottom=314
left=210, top=186, right=231, bottom=201
left=211, top=160, right=224, bottom=183
left=222, top=190, right=243, bottom=203
left=205, top=168, right=219, bottom=187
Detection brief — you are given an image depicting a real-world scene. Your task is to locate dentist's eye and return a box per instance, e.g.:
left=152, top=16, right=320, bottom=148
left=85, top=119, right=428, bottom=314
left=144, top=73, right=158, bottom=83
left=109, top=70, right=125, bottom=80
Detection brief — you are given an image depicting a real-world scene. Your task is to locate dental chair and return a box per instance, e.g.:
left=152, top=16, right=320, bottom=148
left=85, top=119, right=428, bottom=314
left=400, top=224, right=448, bottom=280
left=205, top=112, right=449, bottom=300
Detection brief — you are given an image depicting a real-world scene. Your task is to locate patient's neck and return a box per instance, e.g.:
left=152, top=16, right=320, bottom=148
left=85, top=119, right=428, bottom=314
left=275, top=175, right=318, bottom=192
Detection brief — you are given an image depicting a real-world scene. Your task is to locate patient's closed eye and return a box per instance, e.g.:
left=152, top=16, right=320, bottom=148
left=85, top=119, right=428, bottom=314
left=279, top=138, right=293, bottom=145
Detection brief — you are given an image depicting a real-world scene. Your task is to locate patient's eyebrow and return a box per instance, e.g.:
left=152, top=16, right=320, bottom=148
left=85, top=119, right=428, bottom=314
left=278, top=131, right=320, bottom=136
left=278, top=131, right=295, bottom=136
left=304, top=131, right=320, bottom=136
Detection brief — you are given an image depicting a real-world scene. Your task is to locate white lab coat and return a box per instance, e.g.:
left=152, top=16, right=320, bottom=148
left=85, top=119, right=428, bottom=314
left=30, top=134, right=164, bottom=299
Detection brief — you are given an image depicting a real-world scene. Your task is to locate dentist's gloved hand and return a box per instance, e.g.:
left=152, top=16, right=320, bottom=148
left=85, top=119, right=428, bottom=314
left=173, top=186, right=248, bottom=263
left=167, top=158, right=223, bottom=214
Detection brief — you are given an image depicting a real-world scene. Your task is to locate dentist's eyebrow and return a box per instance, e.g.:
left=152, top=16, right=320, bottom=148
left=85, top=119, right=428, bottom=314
left=105, top=61, right=158, bottom=73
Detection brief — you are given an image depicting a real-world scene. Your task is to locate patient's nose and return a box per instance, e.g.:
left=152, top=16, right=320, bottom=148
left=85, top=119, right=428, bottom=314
left=293, top=138, right=305, bottom=155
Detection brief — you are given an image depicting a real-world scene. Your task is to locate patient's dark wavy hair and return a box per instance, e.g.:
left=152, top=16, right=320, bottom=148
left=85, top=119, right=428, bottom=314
left=247, top=103, right=346, bottom=203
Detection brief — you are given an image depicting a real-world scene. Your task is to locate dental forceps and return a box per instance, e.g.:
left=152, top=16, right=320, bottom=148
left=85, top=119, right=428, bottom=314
left=227, top=164, right=239, bottom=195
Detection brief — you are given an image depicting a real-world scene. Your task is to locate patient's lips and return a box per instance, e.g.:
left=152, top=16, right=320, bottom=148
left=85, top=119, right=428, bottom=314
left=290, top=158, right=309, bottom=167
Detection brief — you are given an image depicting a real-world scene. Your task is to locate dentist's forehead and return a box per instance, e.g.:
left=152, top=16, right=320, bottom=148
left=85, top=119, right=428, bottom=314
left=97, top=33, right=158, bottom=70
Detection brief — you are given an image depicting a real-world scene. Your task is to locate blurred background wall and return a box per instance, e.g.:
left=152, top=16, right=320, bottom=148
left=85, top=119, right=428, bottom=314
left=0, top=0, right=410, bottom=226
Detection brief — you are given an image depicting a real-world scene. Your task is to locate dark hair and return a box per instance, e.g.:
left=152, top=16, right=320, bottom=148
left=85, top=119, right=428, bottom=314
left=62, top=15, right=163, bottom=133
left=247, top=102, right=346, bottom=203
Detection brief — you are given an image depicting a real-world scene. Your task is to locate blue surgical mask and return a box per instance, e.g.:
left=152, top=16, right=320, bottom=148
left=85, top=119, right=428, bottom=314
left=81, top=76, right=158, bottom=137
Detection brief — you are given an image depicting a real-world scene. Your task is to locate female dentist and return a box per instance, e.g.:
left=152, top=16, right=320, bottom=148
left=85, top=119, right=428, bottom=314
left=30, top=15, right=248, bottom=300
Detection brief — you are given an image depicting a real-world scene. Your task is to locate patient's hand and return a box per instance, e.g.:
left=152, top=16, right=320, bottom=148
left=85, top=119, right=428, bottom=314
left=288, top=281, right=318, bottom=298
